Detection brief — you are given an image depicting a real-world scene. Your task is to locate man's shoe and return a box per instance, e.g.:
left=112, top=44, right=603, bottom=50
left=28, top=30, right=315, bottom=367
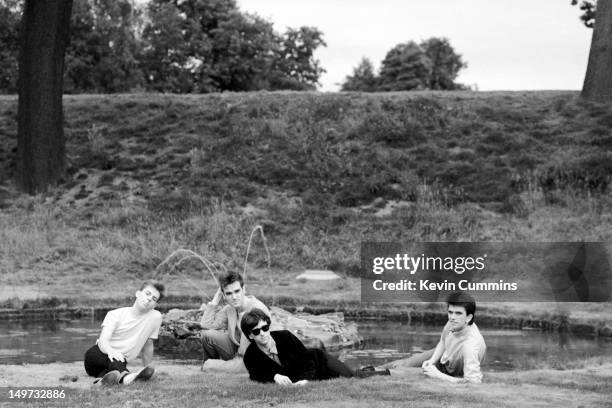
left=93, top=370, right=121, bottom=386
left=122, top=366, right=155, bottom=385
left=355, top=368, right=391, bottom=378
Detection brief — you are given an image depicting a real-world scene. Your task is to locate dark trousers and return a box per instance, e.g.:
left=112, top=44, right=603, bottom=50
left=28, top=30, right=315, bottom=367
left=84, top=344, right=128, bottom=378
left=310, top=348, right=355, bottom=380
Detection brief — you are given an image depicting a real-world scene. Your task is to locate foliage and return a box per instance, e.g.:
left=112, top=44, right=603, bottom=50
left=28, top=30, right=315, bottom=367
left=340, top=57, right=377, bottom=92
left=0, top=0, right=326, bottom=93
left=572, top=0, right=596, bottom=28
left=140, top=0, right=326, bottom=92
left=340, top=37, right=466, bottom=92
left=420, top=37, right=467, bottom=90
left=378, top=41, right=432, bottom=91
left=0, top=0, right=21, bottom=93
left=64, top=0, right=144, bottom=93
left=270, top=26, right=326, bottom=90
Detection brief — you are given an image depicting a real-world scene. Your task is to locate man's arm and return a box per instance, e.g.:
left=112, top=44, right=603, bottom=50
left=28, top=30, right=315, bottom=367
left=200, top=289, right=229, bottom=330
left=423, top=365, right=464, bottom=383
left=141, top=338, right=154, bottom=366
left=97, top=324, right=125, bottom=363
left=285, top=331, right=317, bottom=381
left=423, top=342, right=483, bottom=384
left=422, top=339, right=445, bottom=367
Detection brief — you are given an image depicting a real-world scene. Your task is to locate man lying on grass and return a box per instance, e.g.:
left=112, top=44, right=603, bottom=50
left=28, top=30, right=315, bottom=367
left=379, top=291, right=486, bottom=383
left=83, top=280, right=165, bottom=386
left=241, top=308, right=390, bottom=385
left=199, top=270, right=270, bottom=369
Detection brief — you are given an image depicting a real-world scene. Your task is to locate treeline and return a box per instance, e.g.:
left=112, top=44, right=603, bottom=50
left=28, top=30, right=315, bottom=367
left=341, top=38, right=468, bottom=92
left=0, top=0, right=326, bottom=93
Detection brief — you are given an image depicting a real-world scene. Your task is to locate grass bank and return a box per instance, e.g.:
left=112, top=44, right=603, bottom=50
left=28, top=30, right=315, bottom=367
left=0, top=91, right=611, bottom=323
left=1, top=360, right=611, bottom=407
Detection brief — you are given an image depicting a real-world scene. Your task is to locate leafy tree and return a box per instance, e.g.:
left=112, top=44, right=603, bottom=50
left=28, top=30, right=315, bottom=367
left=377, top=41, right=432, bottom=91
left=0, top=0, right=21, bottom=93
left=270, top=26, right=326, bottom=90
left=419, top=37, right=467, bottom=90
left=64, top=0, right=144, bottom=93
left=142, top=0, right=325, bottom=92
left=140, top=0, right=203, bottom=92
left=343, top=37, right=466, bottom=92
left=340, top=57, right=377, bottom=92
left=572, top=0, right=596, bottom=28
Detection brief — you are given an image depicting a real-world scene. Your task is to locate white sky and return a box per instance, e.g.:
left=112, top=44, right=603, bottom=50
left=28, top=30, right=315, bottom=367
left=238, top=0, right=593, bottom=91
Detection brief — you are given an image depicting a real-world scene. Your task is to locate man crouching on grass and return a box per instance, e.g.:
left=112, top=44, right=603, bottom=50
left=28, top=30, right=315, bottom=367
left=380, top=291, right=486, bottom=383
left=83, top=280, right=165, bottom=386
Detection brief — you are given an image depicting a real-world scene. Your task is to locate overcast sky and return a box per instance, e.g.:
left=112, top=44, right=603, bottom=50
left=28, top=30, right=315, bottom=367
left=238, top=0, right=593, bottom=92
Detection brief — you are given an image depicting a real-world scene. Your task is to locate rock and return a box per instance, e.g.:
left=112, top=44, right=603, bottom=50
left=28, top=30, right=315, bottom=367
left=157, top=305, right=363, bottom=354
left=295, top=270, right=341, bottom=281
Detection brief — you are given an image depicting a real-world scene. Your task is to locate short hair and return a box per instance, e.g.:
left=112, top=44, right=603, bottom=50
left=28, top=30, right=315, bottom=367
left=140, top=280, right=166, bottom=302
left=240, top=308, right=271, bottom=340
left=219, top=270, right=244, bottom=290
left=446, top=291, right=476, bottom=325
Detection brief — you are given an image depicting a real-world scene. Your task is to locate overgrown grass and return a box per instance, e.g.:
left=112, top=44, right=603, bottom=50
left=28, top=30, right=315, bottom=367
left=2, top=361, right=611, bottom=408
left=0, top=91, right=612, bottom=308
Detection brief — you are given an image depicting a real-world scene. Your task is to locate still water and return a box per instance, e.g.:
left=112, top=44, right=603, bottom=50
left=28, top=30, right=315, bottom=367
left=1, top=318, right=610, bottom=370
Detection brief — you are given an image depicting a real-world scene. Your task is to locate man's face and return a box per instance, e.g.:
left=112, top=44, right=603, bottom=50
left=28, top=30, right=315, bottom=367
left=135, top=286, right=160, bottom=312
left=223, top=281, right=245, bottom=310
left=248, top=319, right=272, bottom=348
left=447, top=304, right=472, bottom=332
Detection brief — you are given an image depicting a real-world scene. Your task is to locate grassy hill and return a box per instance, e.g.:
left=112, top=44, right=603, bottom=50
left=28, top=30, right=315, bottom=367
left=1, top=91, right=611, bottom=302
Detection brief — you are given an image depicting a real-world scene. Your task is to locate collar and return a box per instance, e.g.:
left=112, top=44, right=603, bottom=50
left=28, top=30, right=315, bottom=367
left=257, top=336, right=278, bottom=355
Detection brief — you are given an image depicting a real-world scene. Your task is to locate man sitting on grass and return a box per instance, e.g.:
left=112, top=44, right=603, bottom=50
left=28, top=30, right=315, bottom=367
left=380, top=291, right=486, bottom=383
left=241, top=308, right=390, bottom=385
left=199, top=270, right=270, bottom=368
left=84, top=280, right=165, bottom=386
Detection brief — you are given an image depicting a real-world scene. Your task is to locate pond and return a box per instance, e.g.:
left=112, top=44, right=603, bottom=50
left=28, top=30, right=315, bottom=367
left=1, top=318, right=610, bottom=371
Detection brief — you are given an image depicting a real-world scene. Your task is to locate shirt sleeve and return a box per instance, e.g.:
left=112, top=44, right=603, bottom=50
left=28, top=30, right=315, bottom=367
left=148, top=312, right=163, bottom=340
left=286, top=331, right=317, bottom=381
left=461, top=341, right=483, bottom=383
left=101, top=310, right=118, bottom=330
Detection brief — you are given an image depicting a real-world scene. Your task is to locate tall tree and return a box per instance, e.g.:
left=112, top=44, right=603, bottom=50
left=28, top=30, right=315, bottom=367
left=16, top=0, right=73, bottom=194
left=270, top=26, right=326, bottom=90
left=580, top=0, right=612, bottom=101
left=420, top=37, right=466, bottom=90
left=377, top=41, right=432, bottom=91
left=64, top=0, right=144, bottom=93
left=340, top=57, right=377, bottom=91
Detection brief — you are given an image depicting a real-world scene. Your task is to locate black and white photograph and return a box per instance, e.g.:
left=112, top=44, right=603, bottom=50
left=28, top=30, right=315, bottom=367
left=0, top=0, right=611, bottom=407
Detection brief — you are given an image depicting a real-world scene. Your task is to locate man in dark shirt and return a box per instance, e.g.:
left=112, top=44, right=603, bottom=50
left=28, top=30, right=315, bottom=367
left=240, top=308, right=389, bottom=385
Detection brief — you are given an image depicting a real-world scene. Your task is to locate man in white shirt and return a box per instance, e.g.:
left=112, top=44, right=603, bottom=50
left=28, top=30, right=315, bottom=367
left=380, top=291, right=486, bottom=383
left=84, top=280, right=165, bottom=386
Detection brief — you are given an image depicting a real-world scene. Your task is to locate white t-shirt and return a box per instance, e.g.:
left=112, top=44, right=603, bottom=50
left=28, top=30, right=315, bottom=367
left=439, top=322, right=486, bottom=383
left=99, top=307, right=162, bottom=362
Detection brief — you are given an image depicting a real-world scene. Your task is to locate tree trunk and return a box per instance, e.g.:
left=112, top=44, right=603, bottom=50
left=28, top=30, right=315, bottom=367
left=16, top=0, right=73, bottom=194
left=582, top=0, right=612, bottom=101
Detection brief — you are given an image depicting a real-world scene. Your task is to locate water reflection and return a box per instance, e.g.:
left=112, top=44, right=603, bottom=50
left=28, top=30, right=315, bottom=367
left=0, top=318, right=610, bottom=370
left=341, top=321, right=612, bottom=371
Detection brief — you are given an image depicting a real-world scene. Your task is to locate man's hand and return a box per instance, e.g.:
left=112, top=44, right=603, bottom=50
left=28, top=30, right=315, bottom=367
left=421, top=359, right=434, bottom=369
left=211, top=288, right=223, bottom=305
left=273, top=374, right=293, bottom=386
left=107, top=350, right=125, bottom=363
left=423, top=364, right=443, bottom=379
left=293, top=380, right=309, bottom=386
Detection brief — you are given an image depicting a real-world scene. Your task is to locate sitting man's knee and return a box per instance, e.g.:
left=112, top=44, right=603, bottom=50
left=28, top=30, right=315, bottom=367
left=200, top=329, right=225, bottom=344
